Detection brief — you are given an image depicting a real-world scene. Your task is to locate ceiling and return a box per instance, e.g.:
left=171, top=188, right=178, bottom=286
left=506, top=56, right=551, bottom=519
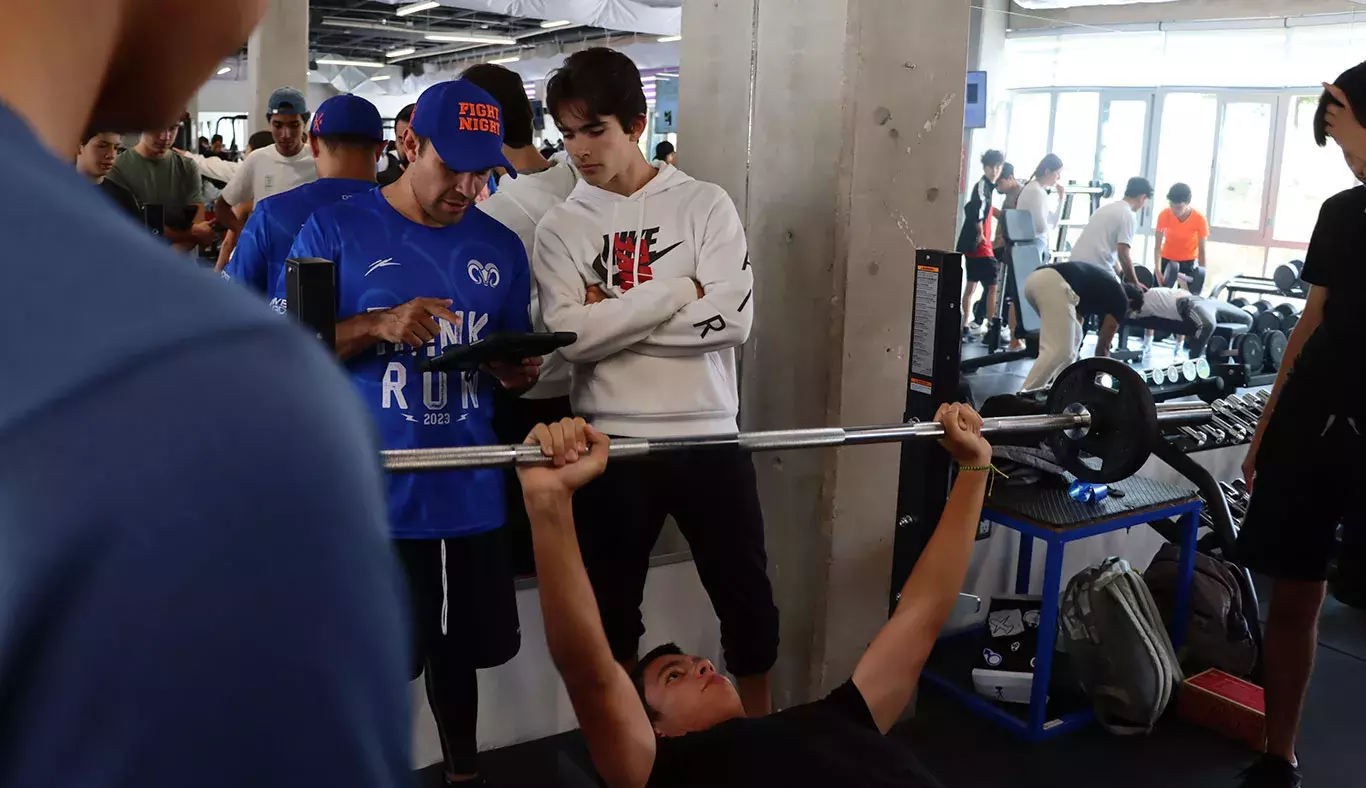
left=307, top=0, right=639, bottom=76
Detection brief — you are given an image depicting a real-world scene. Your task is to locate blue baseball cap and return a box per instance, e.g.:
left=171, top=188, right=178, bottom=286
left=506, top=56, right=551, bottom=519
left=267, top=87, right=308, bottom=117
left=309, top=94, right=384, bottom=141
left=410, top=79, right=517, bottom=178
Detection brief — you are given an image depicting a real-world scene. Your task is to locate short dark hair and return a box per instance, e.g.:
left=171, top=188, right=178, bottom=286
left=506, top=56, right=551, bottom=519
left=546, top=47, right=647, bottom=135
left=1315, top=60, right=1366, bottom=148
left=1124, top=283, right=1145, bottom=312
left=396, top=103, right=417, bottom=125
left=1125, top=176, right=1155, bottom=199
left=655, top=140, right=675, bottom=161
left=461, top=64, right=535, bottom=149
left=211, top=134, right=223, bottom=144
left=319, top=133, right=382, bottom=153
left=1032, top=153, right=1064, bottom=180
left=629, top=643, right=685, bottom=721
left=998, top=162, right=1016, bottom=183
left=981, top=149, right=1005, bottom=168
left=81, top=127, right=118, bottom=145
left=247, top=130, right=275, bottom=151
left=1166, top=183, right=1192, bottom=204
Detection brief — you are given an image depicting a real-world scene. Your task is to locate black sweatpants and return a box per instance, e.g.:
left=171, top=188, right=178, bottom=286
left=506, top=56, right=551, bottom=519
left=396, top=532, right=520, bottom=777
left=573, top=447, right=780, bottom=676
left=492, top=389, right=575, bottom=577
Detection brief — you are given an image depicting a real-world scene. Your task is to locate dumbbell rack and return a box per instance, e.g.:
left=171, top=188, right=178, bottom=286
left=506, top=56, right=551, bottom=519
left=1163, top=390, right=1268, bottom=454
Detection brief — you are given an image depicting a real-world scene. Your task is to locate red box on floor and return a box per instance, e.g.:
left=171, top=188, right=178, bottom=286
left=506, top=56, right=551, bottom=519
left=1178, top=669, right=1266, bottom=751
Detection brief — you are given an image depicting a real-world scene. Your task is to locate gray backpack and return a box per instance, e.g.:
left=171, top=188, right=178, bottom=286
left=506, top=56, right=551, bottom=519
left=1143, top=543, right=1258, bottom=678
left=1059, top=557, right=1183, bottom=735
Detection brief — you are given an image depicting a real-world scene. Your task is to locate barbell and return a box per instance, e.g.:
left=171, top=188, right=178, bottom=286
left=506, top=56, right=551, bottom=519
left=382, top=359, right=1214, bottom=484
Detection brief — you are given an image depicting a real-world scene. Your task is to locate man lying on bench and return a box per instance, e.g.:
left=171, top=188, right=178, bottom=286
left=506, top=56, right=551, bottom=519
left=1127, top=285, right=1254, bottom=360
left=516, top=407, right=991, bottom=788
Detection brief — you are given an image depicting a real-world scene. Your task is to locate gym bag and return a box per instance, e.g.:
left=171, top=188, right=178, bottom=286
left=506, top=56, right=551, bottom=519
left=1144, top=543, right=1258, bottom=678
left=1059, top=557, right=1183, bottom=735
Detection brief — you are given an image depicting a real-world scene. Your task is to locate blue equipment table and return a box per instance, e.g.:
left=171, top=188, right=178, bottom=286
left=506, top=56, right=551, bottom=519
left=921, top=474, right=1202, bottom=742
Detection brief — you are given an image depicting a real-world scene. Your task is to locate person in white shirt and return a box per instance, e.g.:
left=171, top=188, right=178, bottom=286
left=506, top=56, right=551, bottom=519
left=463, top=62, right=582, bottom=576
left=535, top=47, right=778, bottom=720
left=214, top=87, right=317, bottom=237
left=1069, top=177, right=1152, bottom=289
left=1016, top=153, right=1065, bottom=259
left=1128, top=285, right=1252, bottom=359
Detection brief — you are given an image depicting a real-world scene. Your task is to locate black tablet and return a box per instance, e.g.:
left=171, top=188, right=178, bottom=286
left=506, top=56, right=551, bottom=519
left=420, top=331, right=577, bottom=373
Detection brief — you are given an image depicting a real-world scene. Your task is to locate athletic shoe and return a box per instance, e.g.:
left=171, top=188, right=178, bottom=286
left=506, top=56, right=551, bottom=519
left=969, top=321, right=988, bottom=337
left=999, top=328, right=1012, bottom=345
left=1237, top=755, right=1301, bottom=788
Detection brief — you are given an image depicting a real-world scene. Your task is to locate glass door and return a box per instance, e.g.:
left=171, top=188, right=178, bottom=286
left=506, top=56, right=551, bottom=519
left=1209, top=95, right=1277, bottom=241
left=1097, top=92, right=1153, bottom=192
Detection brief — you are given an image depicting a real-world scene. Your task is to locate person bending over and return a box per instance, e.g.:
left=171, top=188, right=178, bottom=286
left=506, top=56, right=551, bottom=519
left=1017, top=153, right=1065, bottom=260
left=1154, top=182, right=1209, bottom=293
left=1020, top=260, right=1128, bottom=391
left=107, top=122, right=215, bottom=251
left=536, top=47, right=779, bottom=717
left=223, top=94, right=384, bottom=293
left=1070, top=176, right=1152, bottom=288
left=518, top=407, right=990, bottom=788
left=1234, top=62, right=1366, bottom=788
left=287, top=79, right=540, bottom=787
left=1125, top=285, right=1251, bottom=361
left=0, top=1, right=412, bottom=785
left=958, top=149, right=1005, bottom=338
left=76, top=129, right=141, bottom=219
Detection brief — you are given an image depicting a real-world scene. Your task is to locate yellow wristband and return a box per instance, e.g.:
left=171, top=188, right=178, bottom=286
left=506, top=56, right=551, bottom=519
left=957, top=463, right=1009, bottom=494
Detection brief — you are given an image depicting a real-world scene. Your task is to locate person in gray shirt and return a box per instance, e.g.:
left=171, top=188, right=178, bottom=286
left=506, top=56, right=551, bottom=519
left=108, top=122, right=214, bottom=251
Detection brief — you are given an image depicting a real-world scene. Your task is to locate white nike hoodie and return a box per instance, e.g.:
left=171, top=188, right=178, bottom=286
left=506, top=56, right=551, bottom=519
left=534, top=163, right=753, bottom=437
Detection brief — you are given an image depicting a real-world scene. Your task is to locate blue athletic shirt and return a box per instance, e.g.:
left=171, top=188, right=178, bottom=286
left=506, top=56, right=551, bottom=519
left=0, top=104, right=409, bottom=786
left=223, top=176, right=376, bottom=299
left=288, top=187, right=532, bottom=539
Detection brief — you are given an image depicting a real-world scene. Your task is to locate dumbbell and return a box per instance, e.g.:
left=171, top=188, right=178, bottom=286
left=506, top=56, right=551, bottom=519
left=1195, top=422, right=1228, bottom=445
left=1209, top=410, right=1249, bottom=442
left=1176, top=425, right=1210, bottom=449
left=1273, top=259, right=1305, bottom=295
left=1273, top=303, right=1301, bottom=335
left=1230, top=297, right=1249, bottom=309
left=1212, top=400, right=1258, bottom=433
left=1227, top=395, right=1265, bottom=424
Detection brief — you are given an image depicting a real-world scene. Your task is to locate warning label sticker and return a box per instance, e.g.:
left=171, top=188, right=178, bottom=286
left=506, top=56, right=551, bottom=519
left=909, top=263, right=938, bottom=395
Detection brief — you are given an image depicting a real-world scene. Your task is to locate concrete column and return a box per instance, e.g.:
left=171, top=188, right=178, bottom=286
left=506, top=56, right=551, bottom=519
left=248, top=0, right=310, bottom=131
left=679, top=0, right=971, bottom=708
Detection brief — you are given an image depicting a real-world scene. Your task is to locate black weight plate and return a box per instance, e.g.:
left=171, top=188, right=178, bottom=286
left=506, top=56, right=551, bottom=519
left=1252, top=300, right=1273, bottom=313
left=1272, top=303, right=1298, bottom=318
left=1206, top=334, right=1230, bottom=364
left=1273, top=264, right=1300, bottom=294
left=1046, top=357, right=1157, bottom=483
left=1230, top=297, right=1248, bottom=308
left=1253, top=310, right=1280, bottom=335
left=1135, top=266, right=1156, bottom=288
left=1236, top=332, right=1264, bottom=374
left=1264, top=330, right=1288, bottom=371
left=1280, top=312, right=1299, bottom=335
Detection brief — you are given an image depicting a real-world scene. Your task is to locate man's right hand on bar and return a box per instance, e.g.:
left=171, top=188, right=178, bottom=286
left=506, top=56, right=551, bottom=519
left=518, top=418, right=611, bottom=499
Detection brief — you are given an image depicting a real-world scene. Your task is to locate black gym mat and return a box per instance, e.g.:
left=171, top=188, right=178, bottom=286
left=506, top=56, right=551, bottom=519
left=985, top=474, right=1199, bottom=529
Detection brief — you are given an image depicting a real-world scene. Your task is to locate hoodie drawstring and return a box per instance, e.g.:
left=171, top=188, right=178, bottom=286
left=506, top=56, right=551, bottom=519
left=635, top=197, right=647, bottom=289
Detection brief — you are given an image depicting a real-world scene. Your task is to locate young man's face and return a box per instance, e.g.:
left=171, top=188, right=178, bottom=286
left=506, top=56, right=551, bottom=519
left=77, top=133, right=121, bottom=179
left=1169, top=200, right=1189, bottom=215
left=985, top=163, right=1004, bottom=182
left=271, top=113, right=306, bottom=157
left=1131, top=195, right=1150, bottom=212
left=401, top=131, right=489, bottom=226
left=640, top=652, right=746, bottom=738
left=556, top=102, right=646, bottom=189
left=997, top=175, right=1020, bottom=192
left=1342, top=146, right=1366, bottom=183
left=140, top=125, right=179, bottom=158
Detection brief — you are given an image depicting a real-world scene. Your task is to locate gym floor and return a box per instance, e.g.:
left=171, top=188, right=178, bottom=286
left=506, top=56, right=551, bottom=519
left=417, top=337, right=1366, bottom=787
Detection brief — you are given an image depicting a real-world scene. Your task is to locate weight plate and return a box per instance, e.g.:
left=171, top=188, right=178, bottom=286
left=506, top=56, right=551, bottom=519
left=1167, top=366, right=1181, bottom=384
left=1206, top=334, right=1230, bottom=364
left=1273, top=264, right=1300, bottom=294
left=1046, top=357, right=1157, bottom=483
left=1230, top=298, right=1248, bottom=309
left=1252, top=300, right=1273, bottom=313
left=1196, top=358, right=1211, bottom=379
left=1264, top=330, right=1288, bottom=371
left=1280, top=312, right=1300, bottom=335
left=1253, top=311, right=1280, bottom=335
left=1136, top=266, right=1155, bottom=288
left=1151, top=366, right=1166, bottom=385
left=1236, top=332, right=1265, bottom=375
left=1272, top=303, right=1298, bottom=318
left=1183, top=360, right=1197, bottom=381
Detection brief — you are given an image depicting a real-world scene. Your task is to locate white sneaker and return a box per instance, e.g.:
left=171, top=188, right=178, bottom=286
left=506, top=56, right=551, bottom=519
left=969, top=321, right=988, bottom=337
left=998, top=328, right=1012, bottom=345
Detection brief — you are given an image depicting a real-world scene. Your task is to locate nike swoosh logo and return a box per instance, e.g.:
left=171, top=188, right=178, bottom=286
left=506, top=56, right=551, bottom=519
left=651, top=241, right=684, bottom=263
left=366, top=258, right=399, bottom=277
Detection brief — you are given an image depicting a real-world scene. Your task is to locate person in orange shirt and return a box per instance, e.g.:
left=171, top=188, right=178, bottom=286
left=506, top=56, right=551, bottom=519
left=1154, top=182, right=1210, bottom=293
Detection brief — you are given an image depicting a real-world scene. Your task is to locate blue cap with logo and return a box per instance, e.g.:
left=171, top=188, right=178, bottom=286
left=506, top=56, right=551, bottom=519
left=267, top=86, right=308, bottom=117
left=409, top=79, right=517, bottom=178
left=309, top=94, right=384, bottom=141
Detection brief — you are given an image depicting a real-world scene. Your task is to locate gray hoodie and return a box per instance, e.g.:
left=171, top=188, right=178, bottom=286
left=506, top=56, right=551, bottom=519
left=534, top=163, right=753, bottom=437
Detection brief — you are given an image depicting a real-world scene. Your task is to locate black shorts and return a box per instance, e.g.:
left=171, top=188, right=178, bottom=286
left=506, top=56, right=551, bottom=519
left=573, top=447, right=779, bottom=676
left=395, top=530, right=521, bottom=678
left=965, top=256, right=999, bottom=285
left=492, top=390, right=574, bottom=576
left=1237, top=379, right=1366, bottom=582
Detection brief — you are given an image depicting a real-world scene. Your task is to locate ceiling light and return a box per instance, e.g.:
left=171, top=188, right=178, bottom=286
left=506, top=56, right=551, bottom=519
left=395, top=1, right=440, bottom=17
left=490, top=56, right=521, bottom=64
left=387, top=47, right=416, bottom=58
left=216, top=66, right=232, bottom=75
left=657, top=35, right=682, bottom=43
left=316, top=58, right=386, bottom=68
left=540, top=19, right=572, bottom=28
left=424, top=33, right=516, bottom=44
left=371, top=74, right=392, bottom=81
